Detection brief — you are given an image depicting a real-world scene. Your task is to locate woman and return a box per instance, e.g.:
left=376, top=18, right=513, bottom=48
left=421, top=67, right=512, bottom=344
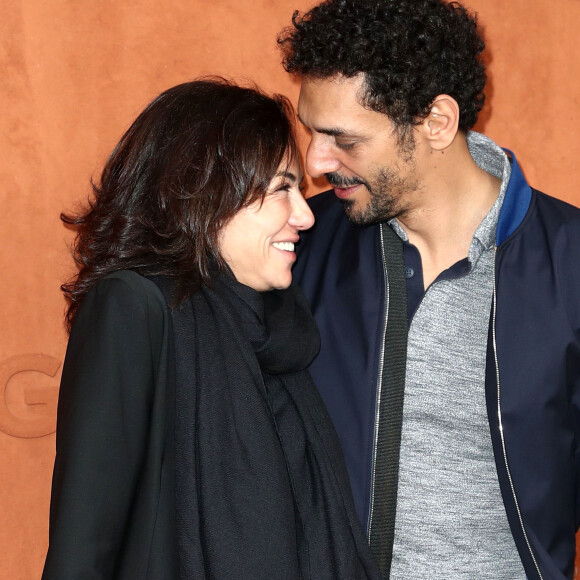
left=42, top=79, right=379, bottom=579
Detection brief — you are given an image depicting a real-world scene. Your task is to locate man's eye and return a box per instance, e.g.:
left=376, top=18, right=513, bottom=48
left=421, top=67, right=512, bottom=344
left=336, top=141, right=356, bottom=151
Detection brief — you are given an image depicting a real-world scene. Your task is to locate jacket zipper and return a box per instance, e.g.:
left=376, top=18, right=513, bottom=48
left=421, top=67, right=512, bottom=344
left=367, top=223, right=390, bottom=538
left=492, top=254, right=543, bottom=580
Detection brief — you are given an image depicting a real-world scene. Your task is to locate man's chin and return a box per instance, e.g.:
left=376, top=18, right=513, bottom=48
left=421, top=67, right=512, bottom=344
left=341, top=198, right=386, bottom=227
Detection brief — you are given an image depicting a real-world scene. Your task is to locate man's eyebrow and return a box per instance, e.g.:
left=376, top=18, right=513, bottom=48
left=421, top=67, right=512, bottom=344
left=316, top=127, right=347, bottom=137
left=297, top=114, right=346, bottom=136
left=297, top=115, right=367, bottom=140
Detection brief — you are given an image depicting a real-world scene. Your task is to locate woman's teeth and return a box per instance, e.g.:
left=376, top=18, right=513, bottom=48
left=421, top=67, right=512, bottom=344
left=272, top=242, right=295, bottom=251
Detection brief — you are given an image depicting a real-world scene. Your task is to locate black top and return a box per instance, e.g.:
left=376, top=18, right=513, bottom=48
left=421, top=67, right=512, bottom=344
left=42, top=270, right=380, bottom=579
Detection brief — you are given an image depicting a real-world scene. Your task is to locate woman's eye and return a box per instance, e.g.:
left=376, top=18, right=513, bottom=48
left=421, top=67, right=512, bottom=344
left=275, top=183, right=291, bottom=193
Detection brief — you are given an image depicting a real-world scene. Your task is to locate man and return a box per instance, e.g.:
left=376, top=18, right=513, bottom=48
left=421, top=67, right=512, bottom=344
left=278, top=1, right=580, bottom=578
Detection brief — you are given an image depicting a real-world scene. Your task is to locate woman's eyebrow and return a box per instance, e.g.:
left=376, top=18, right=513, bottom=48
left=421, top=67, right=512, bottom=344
left=276, top=171, right=297, bottom=181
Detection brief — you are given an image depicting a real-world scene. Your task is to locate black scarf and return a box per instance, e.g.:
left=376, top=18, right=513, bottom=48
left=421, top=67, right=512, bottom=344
left=159, top=274, right=380, bottom=579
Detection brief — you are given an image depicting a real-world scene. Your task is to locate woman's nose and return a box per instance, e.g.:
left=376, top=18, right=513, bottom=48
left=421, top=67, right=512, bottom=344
left=289, top=192, right=315, bottom=231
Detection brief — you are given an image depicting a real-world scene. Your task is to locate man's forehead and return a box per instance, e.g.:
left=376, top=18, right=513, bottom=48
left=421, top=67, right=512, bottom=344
left=299, top=76, right=361, bottom=115
left=297, top=76, right=390, bottom=134
left=299, top=74, right=364, bottom=103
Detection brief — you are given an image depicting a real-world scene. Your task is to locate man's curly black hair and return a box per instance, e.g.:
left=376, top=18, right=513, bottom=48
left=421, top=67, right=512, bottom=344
left=278, top=0, right=486, bottom=134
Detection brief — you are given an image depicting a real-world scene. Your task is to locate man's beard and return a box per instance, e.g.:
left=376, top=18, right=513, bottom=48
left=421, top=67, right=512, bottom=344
left=326, top=164, right=420, bottom=226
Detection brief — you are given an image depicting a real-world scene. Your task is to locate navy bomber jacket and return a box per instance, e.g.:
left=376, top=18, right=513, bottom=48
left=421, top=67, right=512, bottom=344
left=294, top=152, right=580, bottom=580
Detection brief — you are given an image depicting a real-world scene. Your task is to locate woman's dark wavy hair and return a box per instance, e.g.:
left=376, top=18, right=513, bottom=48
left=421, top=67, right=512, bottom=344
left=279, top=0, right=486, bottom=140
left=62, top=78, right=297, bottom=332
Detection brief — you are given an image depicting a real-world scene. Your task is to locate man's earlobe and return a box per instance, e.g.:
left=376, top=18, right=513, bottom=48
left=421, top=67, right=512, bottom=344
left=424, top=94, right=460, bottom=151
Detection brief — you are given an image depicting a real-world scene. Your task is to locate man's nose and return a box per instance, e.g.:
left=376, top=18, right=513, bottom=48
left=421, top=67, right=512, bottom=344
left=305, top=138, right=341, bottom=179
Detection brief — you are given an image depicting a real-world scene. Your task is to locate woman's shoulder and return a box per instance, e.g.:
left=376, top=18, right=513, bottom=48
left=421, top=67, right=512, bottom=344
left=93, top=270, right=167, bottom=315
left=73, top=270, right=169, bottom=344
left=101, top=269, right=165, bottom=299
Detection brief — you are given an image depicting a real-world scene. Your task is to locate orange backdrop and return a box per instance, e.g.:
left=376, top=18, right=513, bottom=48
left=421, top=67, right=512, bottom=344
left=1, top=1, right=579, bottom=578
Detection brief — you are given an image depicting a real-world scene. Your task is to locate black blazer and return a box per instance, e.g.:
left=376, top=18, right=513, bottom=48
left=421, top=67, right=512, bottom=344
left=43, top=270, right=380, bottom=579
left=43, top=271, right=177, bottom=579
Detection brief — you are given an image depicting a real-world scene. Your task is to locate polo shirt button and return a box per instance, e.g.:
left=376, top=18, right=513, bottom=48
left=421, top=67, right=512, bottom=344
left=404, top=266, right=414, bottom=279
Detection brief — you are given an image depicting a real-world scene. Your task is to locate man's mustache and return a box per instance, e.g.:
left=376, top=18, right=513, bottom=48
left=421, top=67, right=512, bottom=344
left=325, top=172, right=368, bottom=189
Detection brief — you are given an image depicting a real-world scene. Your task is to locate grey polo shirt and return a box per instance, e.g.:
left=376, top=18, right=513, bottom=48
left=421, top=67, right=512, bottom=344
left=388, top=132, right=525, bottom=579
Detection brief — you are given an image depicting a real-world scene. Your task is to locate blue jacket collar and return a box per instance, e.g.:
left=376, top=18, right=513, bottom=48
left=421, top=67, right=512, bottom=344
left=495, top=149, right=533, bottom=246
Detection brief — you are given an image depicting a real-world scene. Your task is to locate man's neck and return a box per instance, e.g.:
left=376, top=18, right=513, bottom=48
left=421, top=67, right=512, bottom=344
left=397, top=136, right=501, bottom=289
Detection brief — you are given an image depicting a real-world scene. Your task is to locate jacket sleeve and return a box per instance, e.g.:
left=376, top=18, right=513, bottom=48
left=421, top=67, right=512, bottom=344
left=42, top=275, right=166, bottom=579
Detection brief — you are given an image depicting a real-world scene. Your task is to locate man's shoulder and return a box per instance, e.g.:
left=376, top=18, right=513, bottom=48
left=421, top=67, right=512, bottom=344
left=295, top=190, right=382, bottom=285
left=307, top=189, right=343, bottom=216
left=533, top=189, right=580, bottom=220
left=303, top=189, right=355, bottom=242
left=528, top=190, right=580, bottom=243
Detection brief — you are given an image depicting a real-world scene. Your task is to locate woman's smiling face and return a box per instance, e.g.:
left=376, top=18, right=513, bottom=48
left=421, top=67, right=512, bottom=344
left=219, top=158, right=314, bottom=292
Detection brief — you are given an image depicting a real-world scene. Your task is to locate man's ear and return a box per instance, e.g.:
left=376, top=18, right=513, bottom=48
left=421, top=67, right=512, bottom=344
left=419, top=94, right=460, bottom=151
